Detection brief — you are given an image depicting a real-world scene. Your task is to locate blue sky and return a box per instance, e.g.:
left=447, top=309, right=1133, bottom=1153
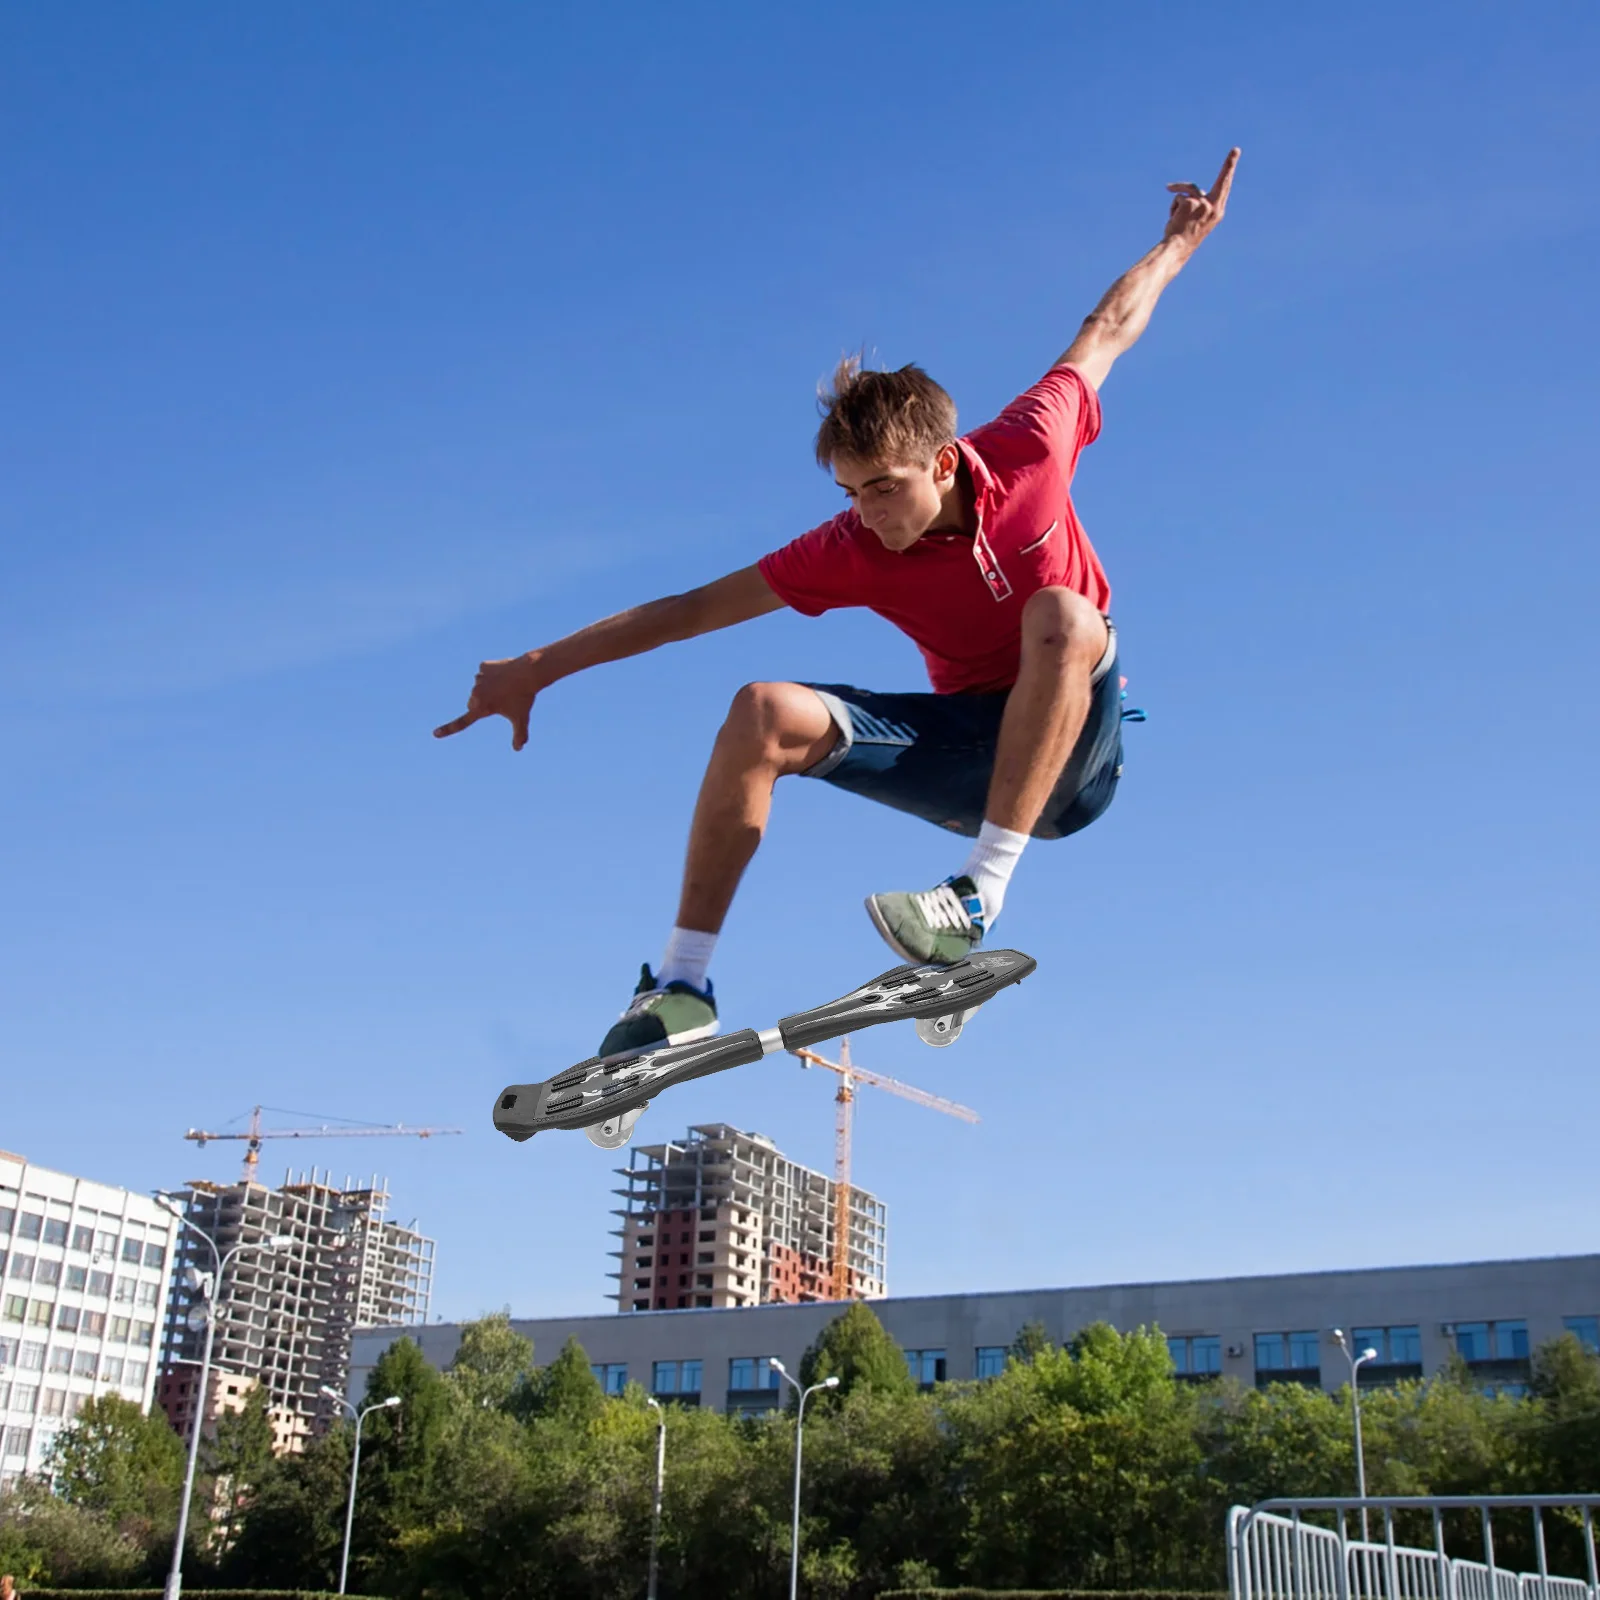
left=3, top=2, right=1597, bottom=1327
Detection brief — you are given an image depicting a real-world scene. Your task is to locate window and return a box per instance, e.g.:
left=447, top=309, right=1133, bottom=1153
left=1255, top=1331, right=1320, bottom=1373
left=72, top=1351, right=97, bottom=1379
left=0, top=1210, right=13, bottom=1236
left=2, top=1298, right=24, bottom=1323
left=42, top=1219, right=68, bottom=1247
left=1254, top=1334, right=1286, bottom=1370
left=27, top=1301, right=52, bottom=1327
left=1351, top=1325, right=1421, bottom=1365
left=101, top=1357, right=124, bottom=1383
left=975, top=1346, right=1008, bottom=1380
left=653, top=1360, right=679, bottom=1393
left=65, top=1392, right=86, bottom=1419
left=121, top=1239, right=142, bottom=1264
left=18, top=1215, right=42, bottom=1243
left=41, top=1388, right=66, bottom=1417
left=114, top=1278, right=135, bottom=1304
left=0, top=1383, right=7, bottom=1409
left=680, top=1358, right=702, bottom=1392
left=696, top=1253, right=714, bottom=1265
left=1564, top=1316, right=1599, bottom=1353
left=94, top=1232, right=115, bottom=1257
left=81, top=1311, right=105, bottom=1337
left=2, top=1427, right=30, bottom=1458
left=133, top=1322, right=155, bottom=1348
left=12, top=1386, right=37, bottom=1414
left=632, top=1299, right=650, bottom=1312
left=35, top=1261, right=60, bottom=1288
left=589, top=1362, right=628, bottom=1395
left=1168, top=1335, right=1223, bottom=1375
left=1454, top=1321, right=1528, bottom=1361
left=904, top=1349, right=947, bottom=1385
left=729, top=1357, right=780, bottom=1391
left=124, top=1360, right=147, bottom=1387
left=110, top=1317, right=130, bottom=1343
left=136, top=1282, right=159, bottom=1308
left=56, top=1306, right=80, bottom=1333
left=7, top=1257, right=33, bottom=1282
left=634, top=1279, right=652, bottom=1291
left=143, top=1243, right=166, bottom=1270
left=0, top=1336, right=15, bottom=1368
left=698, top=1232, right=715, bottom=1243
left=20, top=1343, right=45, bottom=1372
left=65, top=1266, right=87, bottom=1292
left=637, top=1235, right=653, bottom=1246
left=88, top=1271, right=111, bottom=1298
left=71, top=1226, right=94, bottom=1253
left=49, top=1349, right=72, bottom=1374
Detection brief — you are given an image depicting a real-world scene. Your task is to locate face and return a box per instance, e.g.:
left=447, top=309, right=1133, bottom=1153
left=831, top=444, right=961, bottom=552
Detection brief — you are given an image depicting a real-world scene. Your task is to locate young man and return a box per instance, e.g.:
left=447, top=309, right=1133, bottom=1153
left=437, top=149, right=1239, bottom=1061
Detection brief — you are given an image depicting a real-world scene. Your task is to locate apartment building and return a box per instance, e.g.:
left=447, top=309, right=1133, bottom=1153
left=0, top=1149, right=180, bottom=1486
left=610, top=1125, right=888, bottom=1313
left=159, top=1168, right=433, bottom=1452
left=354, top=1251, right=1600, bottom=1417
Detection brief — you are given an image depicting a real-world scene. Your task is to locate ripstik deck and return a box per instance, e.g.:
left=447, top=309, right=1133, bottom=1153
left=492, top=947, right=1036, bottom=1145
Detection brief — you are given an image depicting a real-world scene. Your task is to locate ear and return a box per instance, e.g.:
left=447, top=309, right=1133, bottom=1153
left=933, top=441, right=960, bottom=482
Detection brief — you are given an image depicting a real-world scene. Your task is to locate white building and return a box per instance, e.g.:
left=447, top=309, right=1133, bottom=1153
left=0, top=1148, right=180, bottom=1487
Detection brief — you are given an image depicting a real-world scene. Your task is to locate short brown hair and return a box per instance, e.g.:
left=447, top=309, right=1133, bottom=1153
left=814, top=355, right=957, bottom=468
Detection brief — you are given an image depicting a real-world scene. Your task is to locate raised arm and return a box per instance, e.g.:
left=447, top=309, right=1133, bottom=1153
left=434, top=564, right=785, bottom=749
left=1056, top=147, right=1239, bottom=391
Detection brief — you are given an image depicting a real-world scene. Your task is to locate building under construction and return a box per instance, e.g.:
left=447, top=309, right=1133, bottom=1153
left=158, top=1169, right=434, bottom=1453
left=611, top=1125, right=887, bottom=1313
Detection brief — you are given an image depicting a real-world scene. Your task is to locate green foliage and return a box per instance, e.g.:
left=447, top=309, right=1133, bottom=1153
left=14, top=1317, right=1600, bottom=1600
left=209, top=1384, right=277, bottom=1548
left=1011, top=1319, right=1055, bottom=1364
left=44, top=1393, right=185, bottom=1545
left=798, top=1302, right=917, bottom=1403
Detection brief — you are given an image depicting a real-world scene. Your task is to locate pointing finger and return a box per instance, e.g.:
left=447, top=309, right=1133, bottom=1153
left=511, top=708, right=530, bottom=751
left=1209, top=147, right=1241, bottom=206
left=433, top=710, right=485, bottom=739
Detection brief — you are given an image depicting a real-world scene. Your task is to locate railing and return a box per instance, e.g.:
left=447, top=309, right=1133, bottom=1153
left=1228, top=1497, right=1600, bottom=1600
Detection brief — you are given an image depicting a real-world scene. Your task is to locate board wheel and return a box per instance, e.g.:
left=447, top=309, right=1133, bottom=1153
left=584, top=1104, right=647, bottom=1149
left=914, top=1008, right=974, bottom=1047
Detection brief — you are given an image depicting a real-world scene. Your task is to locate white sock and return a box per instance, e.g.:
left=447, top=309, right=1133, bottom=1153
left=658, top=926, right=718, bottom=992
left=959, top=821, right=1030, bottom=926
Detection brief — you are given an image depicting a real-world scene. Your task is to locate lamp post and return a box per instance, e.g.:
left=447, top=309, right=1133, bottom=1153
left=768, top=1360, right=839, bottom=1600
left=320, top=1385, right=402, bottom=1595
left=1331, top=1328, right=1379, bottom=1541
left=154, top=1195, right=294, bottom=1600
left=644, top=1396, right=666, bottom=1600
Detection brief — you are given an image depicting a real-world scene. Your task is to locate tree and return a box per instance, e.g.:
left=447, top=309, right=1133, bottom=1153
left=448, top=1311, right=537, bottom=1412
left=797, top=1302, right=915, bottom=1403
left=1010, top=1317, right=1054, bottom=1364
left=520, top=1335, right=606, bottom=1424
left=208, top=1383, right=276, bottom=1548
left=0, top=1480, right=146, bottom=1589
left=218, top=1429, right=349, bottom=1592
left=46, top=1393, right=185, bottom=1543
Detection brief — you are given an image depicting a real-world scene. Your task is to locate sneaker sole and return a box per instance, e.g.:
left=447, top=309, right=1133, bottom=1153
left=598, top=1018, right=720, bottom=1068
left=864, top=894, right=924, bottom=964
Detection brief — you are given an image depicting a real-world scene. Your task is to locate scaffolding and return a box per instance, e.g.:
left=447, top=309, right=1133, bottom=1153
left=610, top=1124, right=887, bottom=1313
left=160, top=1168, right=434, bottom=1449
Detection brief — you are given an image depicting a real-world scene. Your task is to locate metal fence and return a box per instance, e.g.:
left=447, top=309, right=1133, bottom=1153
left=1228, top=1497, right=1600, bottom=1600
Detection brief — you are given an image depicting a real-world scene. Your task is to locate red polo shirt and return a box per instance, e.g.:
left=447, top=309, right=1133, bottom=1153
left=758, top=364, right=1109, bottom=695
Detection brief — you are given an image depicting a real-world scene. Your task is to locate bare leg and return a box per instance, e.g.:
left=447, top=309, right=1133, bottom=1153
left=675, top=682, right=837, bottom=933
left=984, top=587, right=1109, bottom=834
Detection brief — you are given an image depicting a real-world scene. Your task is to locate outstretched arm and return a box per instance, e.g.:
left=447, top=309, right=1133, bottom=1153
left=1057, top=147, right=1239, bottom=390
left=434, top=564, right=785, bottom=749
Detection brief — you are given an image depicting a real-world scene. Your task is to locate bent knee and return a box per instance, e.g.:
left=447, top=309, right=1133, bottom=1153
left=723, top=681, right=834, bottom=759
left=1021, top=587, right=1107, bottom=661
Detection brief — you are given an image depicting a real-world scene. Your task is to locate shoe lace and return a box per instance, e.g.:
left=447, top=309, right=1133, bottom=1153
left=910, top=881, right=977, bottom=933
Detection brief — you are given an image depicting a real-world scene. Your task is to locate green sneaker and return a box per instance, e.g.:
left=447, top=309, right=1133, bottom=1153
left=597, top=965, right=719, bottom=1061
left=864, top=874, right=987, bottom=964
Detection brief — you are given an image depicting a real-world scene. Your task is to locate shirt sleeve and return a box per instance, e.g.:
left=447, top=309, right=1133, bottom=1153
left=971, top=364, right=1102, bottom=479
left=757, top=515, right=868, bottom=617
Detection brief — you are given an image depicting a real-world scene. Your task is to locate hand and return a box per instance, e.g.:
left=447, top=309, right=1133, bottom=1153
left=1163, top=147, right=1239, bottom=250
left=433, top=652, right=543, bottom=750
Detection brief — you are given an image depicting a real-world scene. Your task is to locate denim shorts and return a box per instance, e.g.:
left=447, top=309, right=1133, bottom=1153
left=799, top=623, right=1124, bottom=840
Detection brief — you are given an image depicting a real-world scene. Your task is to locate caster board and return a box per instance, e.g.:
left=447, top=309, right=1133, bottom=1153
left=492, top=946, right=1036, bottom=1146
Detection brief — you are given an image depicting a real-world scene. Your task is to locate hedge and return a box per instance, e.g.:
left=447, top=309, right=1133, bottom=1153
left=8, top=1591, right=387, bottom=1599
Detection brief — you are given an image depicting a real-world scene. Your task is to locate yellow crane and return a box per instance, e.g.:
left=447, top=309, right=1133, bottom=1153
left=790, top=1038, right=979, bottom=1301
left=184, top=1105, right=464, bottom=1182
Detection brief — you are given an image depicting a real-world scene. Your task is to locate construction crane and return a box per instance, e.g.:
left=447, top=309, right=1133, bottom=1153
left=790, top=1038, right=979, bottom=1301
left=184, top=1105, right=464, bottom=1182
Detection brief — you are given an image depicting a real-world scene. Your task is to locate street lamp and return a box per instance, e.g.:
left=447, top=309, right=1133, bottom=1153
left=1330, top=1328, right=1379, bottom=1540
left=768, top=1360, right=838, bottom=1600
left=319, top=1386, right=402, bottom=1595
left=154, top=1194, right=294, bottom=1600
left=644, top=1396, right=666, bottom=1600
